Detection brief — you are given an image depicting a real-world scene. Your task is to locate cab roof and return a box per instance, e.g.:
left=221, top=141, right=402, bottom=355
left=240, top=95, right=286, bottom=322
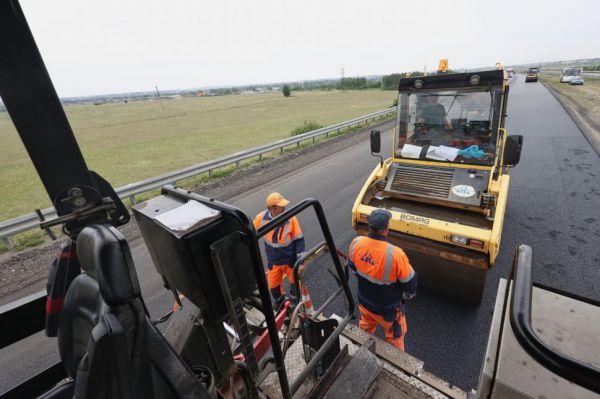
left=398, top=69, right=505, bottom=91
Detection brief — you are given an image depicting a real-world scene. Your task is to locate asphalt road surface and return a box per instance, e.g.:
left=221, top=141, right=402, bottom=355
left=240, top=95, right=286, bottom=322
left=1, top=76, right=599, bottom=394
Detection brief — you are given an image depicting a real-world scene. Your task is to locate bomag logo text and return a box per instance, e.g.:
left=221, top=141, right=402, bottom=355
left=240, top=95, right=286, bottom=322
left=398, top=214, right=430, bottom=225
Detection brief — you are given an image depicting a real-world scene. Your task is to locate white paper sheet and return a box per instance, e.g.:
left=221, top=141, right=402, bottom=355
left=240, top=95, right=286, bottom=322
left=154, top=200, right=221, bottom=234
left=426, top=146, right=446, bottom=161
left=434, top=145, right=460, bottom=161
left=400, top=144, right=422, bottom=159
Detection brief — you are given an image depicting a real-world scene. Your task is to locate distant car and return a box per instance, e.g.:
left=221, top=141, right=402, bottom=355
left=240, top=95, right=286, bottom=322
left=569, top=76, right=584, bottom=85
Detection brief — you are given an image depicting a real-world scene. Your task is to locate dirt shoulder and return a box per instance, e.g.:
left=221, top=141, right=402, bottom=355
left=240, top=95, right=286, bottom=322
left=0, top=119, right=395, bottom=305
left=541, top=75, right=600, bottom=155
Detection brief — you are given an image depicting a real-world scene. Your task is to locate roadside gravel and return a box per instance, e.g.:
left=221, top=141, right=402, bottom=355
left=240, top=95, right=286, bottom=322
left=0, top=119, right=395, bottom=304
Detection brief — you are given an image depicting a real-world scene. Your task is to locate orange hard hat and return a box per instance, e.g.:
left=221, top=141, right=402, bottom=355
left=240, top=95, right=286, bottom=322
left=266, top=192, right=289, bottom=207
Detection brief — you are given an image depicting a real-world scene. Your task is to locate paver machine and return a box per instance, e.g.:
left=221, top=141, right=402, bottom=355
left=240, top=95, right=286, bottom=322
left=352, top=63, right=523, bottom=302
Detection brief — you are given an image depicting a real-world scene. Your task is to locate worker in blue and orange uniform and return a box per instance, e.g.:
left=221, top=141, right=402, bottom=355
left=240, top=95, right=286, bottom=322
left=253, top=192, right=305, bottom=307
left=348, top=209, right=417, bottom=351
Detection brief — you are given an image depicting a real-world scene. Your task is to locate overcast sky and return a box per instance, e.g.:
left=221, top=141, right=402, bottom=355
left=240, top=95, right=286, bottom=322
left=20, top=0, right=600, bottom=97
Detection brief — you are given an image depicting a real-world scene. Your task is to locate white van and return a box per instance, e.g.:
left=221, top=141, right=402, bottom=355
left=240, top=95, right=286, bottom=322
left=560, top=67, right=583, bottom=83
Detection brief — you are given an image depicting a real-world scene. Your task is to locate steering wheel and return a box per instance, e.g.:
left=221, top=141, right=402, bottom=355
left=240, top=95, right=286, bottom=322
left=470, top=121, right=491, bottom=136
left=414, top=122, right=439, bottom=134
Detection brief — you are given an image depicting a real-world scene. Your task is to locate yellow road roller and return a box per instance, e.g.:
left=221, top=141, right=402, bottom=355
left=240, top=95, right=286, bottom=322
left=352, top=67, right=523, bottom=302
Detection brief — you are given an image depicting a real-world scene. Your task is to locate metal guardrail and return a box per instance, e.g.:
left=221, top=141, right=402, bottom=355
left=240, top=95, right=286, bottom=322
left=582, top=72, right=600, bottom=79
left=0, top=107, right=395, bottom=249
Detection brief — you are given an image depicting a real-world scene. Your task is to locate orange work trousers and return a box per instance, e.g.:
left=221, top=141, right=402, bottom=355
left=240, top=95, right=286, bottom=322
left=267, top=264, right=295, bottom=303
left=358, top=304, right=407, bottom=351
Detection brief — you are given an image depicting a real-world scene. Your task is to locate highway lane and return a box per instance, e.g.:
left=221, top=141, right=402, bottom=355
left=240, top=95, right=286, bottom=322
left=2, top=76, right=599, bottom=393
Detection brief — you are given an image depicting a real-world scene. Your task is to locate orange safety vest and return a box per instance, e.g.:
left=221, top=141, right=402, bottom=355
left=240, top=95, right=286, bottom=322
left=253, top=210, right=305, bottom=268
left=348, top=234, right=416, bottom=318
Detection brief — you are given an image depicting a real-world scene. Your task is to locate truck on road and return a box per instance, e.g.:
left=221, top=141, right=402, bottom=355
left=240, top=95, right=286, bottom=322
left=352, top=67, right=523, bottom=302
left=525, top=67, right=539, bottom=82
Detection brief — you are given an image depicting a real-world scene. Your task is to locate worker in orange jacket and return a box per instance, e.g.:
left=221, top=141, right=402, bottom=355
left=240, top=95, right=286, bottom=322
left=253, top=192, right=305, bottom=307
left=348, top=209, right=417, bottom=351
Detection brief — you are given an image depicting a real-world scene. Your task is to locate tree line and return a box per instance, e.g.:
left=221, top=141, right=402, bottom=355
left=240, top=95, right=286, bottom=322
left=582, top=65, right=600, bottom=71
left=280, top=71, right=430, bottom=97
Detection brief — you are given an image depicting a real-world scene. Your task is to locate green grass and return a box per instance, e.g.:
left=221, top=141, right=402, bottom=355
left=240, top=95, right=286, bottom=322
left=541, top=74, right=600, bottom=117
left=0, top=90, right=395, bottom=220
left=0, top=230, right=46, bottom=254
left=1, top=110, right=395, bottom=254
left=291, top=121, right=324, bottom=136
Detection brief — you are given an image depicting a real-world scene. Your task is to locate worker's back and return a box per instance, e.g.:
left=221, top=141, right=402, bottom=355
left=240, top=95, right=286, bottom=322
left=349, top=235, right=415, bottom=316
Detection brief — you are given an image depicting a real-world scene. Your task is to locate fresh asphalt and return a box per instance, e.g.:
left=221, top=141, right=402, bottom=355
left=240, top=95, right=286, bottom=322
left=1, top=76, right=599, bottom=394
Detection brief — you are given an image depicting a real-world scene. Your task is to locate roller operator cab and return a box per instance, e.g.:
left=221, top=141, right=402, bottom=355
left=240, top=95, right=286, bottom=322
left=352, top=68, right=523, bottom=302
left=525, top=67, right=539, bottom=82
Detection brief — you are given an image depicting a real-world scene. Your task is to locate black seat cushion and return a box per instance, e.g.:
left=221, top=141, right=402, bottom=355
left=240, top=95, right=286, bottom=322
left=55, top=224, right=210, bottom=398
left=74, top=313, right=134, bottom=399
left=58, top=272, right=104, bottom=378
left=77, top=225, right=141, bottom=306
left=58, top=224, right=141, bottom=380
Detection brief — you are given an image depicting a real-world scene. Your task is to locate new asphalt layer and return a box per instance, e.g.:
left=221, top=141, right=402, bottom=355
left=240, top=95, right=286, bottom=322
left=1, top=75, right=599, bottom=394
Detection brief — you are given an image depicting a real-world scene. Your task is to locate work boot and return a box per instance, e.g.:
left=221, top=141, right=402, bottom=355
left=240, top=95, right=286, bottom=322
left=284, top=292, right=297, bottom=304
left=272, top=295, right=285, bottom=312
left=286, top=285, right=298, bottom=304
left=271, top=286, right=284, bottom=311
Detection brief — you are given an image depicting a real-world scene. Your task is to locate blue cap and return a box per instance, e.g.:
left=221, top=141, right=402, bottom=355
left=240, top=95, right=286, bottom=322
left=368, top=209, right=392, bottom=230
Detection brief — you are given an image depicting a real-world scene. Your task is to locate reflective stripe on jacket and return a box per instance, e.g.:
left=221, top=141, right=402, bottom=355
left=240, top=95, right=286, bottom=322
left=253, top=210, right=305, bottom=268
left=348, top=234, right=417, bottom=318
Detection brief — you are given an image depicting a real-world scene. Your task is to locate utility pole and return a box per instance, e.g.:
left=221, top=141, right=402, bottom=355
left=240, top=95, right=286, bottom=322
left=341, top=66, right=345, bottom=93
left=155, top=85, right=164, bottom=111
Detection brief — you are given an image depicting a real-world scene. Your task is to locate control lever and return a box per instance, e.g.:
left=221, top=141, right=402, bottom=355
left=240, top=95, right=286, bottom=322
left=153, top=293, right=185, bottom=325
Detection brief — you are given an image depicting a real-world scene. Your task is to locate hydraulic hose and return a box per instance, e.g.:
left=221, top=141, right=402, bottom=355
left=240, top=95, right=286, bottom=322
left=282, top=301, right=305, bottom=358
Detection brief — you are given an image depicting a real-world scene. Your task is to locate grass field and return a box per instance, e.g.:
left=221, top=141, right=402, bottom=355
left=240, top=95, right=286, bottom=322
left=541, top=74, right=600, bottom=118
left=0, top=90, right=395, bottom=220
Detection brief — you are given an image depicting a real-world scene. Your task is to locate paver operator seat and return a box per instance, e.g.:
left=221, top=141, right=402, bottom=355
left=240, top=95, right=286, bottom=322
left=42, top=224, right=210, bottom=399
